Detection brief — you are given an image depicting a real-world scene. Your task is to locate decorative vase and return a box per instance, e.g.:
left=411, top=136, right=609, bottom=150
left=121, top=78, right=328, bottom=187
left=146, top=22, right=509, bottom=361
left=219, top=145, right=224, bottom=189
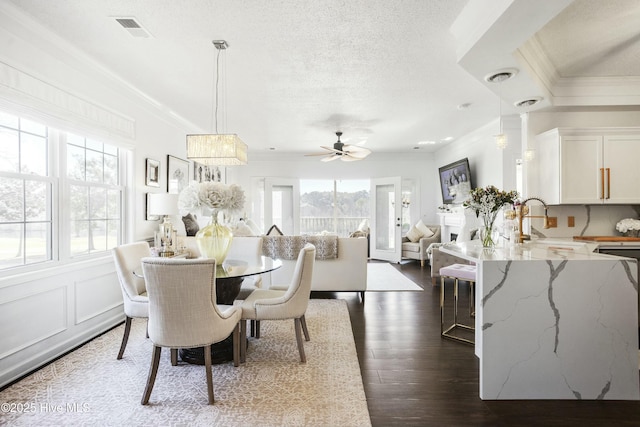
left=480, top=212, right=499, bottom=248
left=196, top=211, right=233, bottom=263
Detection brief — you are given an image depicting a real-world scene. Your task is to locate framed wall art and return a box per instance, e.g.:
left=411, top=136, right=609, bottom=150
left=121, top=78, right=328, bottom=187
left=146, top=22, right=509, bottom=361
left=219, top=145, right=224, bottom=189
left=438, top=157, right=473, bottom=205
left=145, top=158, right=160, bottom=187
left=193, top=162, right=225, bottom=183
left=145, top=193, right=161, bottom=221
left=167, top=155, right=189, bottom=194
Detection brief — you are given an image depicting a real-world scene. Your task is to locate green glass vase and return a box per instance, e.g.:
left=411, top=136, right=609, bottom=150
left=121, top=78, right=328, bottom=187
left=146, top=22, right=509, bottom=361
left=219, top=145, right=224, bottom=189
left=196, top=213, right=233, bottom=263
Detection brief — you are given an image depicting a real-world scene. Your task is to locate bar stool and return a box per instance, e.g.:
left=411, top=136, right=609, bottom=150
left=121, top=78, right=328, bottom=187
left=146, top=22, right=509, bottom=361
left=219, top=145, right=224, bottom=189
left=439, top=263, right=476, bottom=345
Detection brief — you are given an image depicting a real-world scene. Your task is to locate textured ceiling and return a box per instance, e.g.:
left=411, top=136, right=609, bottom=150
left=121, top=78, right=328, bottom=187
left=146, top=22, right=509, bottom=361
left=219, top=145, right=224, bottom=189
left=535, top=0, right=640, bottom=78
left=2, top=0, right=637, bottom=158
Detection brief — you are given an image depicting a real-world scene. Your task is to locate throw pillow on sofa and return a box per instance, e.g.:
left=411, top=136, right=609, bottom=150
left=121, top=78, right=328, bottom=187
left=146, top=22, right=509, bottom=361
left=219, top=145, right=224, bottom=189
left=405, top=224, right=424, bottom=242
left=415, top=219, right=434, bottom=238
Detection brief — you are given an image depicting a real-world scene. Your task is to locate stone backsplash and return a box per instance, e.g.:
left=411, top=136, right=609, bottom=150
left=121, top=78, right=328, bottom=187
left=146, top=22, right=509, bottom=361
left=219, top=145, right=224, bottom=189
left=528, top=204, right=640, bottom=239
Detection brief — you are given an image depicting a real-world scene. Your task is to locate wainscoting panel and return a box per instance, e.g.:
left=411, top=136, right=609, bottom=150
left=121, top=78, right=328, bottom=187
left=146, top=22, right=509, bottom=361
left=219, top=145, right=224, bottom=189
left=75, top=271, right=122, bottom=324
left=0, top=287, right=67, bottom=359
left=0, top=256, right=124, bottom=388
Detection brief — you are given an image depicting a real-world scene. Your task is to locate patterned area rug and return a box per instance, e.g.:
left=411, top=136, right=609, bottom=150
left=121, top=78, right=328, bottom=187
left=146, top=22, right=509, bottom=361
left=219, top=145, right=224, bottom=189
left=366, top=262, right=424, bottom=291
left=0, top=300, right=371, bottom=427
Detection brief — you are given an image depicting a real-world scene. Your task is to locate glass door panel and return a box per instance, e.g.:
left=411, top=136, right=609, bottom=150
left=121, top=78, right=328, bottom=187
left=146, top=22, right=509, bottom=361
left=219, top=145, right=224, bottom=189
left=370, top=177, right=401, bottom=262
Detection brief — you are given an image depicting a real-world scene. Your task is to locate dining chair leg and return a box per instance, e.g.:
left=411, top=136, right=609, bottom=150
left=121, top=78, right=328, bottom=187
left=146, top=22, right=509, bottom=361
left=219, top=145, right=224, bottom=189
left=300, top=314, right=310, bottom=341
left=240, top=320, right=247, bottom=363
left=117, top=316, right=132, bottom=360
left=255, top=320, right=261, bottom=338
left=294, top=318, right=306, bottom=363
left=141, top=346, right=162, bottom=405
left=204, top=344, right=214, bottom=404
left=233, top=323, right=240, bottom=367
left=170, top=348, right=178, bottom=366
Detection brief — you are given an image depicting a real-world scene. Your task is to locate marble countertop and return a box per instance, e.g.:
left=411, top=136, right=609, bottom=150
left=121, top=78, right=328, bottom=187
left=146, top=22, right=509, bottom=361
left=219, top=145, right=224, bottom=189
left=439, top=238, right=632, bottom=262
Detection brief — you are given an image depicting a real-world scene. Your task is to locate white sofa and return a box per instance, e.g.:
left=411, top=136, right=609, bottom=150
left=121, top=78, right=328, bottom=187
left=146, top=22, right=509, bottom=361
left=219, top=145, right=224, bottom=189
left=177, top=236, right=368, bottom=300
left=263, top=236, right=368, bottom=300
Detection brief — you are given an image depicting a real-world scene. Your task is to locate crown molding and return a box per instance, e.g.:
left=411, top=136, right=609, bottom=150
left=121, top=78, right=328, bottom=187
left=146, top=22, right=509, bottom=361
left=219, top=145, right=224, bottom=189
left=517, top=34, right=640, bottom=106
left=0, top=2, right=201, bottom=134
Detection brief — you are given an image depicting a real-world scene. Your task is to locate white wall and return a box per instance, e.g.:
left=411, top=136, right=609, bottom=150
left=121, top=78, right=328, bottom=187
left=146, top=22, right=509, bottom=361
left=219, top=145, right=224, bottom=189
left=227, top=151, right=440, bottom=224
left=0, top=7, right=192, bottom=387
left=433, top=115, right=521, bottom=198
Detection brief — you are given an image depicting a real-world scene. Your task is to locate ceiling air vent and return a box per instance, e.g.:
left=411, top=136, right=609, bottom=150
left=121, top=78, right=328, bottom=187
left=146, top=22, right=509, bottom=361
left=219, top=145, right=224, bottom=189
left=114, top=17, right=152, bottom=38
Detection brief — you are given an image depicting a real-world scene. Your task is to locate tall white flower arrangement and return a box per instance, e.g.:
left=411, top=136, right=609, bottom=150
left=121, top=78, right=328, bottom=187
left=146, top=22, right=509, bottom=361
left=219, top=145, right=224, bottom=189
left=178, top=182, right=245, bottom=217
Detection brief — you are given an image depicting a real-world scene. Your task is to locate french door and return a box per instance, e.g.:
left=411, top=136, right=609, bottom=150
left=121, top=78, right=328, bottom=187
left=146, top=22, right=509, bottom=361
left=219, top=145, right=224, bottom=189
left=370, top=177, right=402, bottom=262
left=264, top=178, right=299, bottom=235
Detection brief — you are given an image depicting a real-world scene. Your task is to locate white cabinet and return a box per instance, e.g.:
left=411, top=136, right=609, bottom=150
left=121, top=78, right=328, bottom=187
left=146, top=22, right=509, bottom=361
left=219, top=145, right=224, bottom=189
left=536, top=128, right=640, bottom=204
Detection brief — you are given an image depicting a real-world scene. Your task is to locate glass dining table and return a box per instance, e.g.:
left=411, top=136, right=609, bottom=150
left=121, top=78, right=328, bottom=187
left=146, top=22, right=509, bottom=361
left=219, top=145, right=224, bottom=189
left=136, top=255, right=282, bottom=364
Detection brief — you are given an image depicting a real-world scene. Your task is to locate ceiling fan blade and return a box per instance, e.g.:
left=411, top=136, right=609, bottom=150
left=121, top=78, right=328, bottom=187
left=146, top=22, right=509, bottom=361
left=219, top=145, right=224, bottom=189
left=321, top=154, right=341, bottom=162
left=320, top=145, right=343, bottom=154
left=343, top=150, right=371, bottom=159
left=342, top=144, right=371, bottom=154
left=311, top=132, right=373, bottom=162
left=340, top=154, right=362, bottom=162
left=305, top=152, right=331, bottom=156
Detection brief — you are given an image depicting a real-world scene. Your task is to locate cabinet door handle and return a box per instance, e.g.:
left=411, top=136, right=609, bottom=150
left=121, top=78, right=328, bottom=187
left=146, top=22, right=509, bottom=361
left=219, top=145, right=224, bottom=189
left=600, top=168, right=605, bottom=199
left=606, top=168, right=611, bottom=199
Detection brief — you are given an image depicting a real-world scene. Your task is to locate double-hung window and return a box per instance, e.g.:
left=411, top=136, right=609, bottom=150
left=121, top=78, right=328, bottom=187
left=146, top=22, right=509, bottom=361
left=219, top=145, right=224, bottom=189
left=0, top=110, right=125, bottom=273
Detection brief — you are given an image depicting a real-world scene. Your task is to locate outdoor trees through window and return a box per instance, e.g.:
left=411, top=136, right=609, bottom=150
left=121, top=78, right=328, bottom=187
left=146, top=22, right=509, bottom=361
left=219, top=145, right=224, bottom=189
left=299, top=179, right=369, bottom=236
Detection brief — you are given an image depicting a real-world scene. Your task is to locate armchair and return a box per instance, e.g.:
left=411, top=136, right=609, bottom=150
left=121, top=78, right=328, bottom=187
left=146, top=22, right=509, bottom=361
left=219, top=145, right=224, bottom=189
left=401, top=224, right=441, bottom=267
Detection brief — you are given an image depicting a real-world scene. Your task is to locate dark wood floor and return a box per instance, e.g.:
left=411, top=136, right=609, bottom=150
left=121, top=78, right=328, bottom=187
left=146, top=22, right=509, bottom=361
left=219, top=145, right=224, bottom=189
left=312, top=260, right=640, bottom=427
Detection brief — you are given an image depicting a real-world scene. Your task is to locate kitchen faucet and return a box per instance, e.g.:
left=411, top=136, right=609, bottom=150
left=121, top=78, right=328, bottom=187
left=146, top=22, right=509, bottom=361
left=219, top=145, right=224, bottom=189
left=516, top=197, right=550, bottom=243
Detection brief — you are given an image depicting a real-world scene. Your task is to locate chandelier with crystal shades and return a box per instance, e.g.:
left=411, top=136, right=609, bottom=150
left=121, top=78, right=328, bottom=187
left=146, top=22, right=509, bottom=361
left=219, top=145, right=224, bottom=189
left=187, top=40, right=247, bottom=166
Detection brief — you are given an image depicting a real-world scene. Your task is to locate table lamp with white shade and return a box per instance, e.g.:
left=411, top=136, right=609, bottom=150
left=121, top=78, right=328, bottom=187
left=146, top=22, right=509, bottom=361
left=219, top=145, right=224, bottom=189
left=148, top=193, right=179, bottom=256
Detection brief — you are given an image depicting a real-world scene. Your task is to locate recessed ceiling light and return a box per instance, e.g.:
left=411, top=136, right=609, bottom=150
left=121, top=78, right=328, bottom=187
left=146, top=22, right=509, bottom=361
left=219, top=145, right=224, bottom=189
left=457, top=103, right=471, bottom=110
left=417, top=140, right=436, bottom=145
left=442, top=136, right=454, bottom=142
left=269, top=147, right=276, bottom=150
left=514, top=97, right=543, bottom=107
left=484, top=68, right=519, bottom=83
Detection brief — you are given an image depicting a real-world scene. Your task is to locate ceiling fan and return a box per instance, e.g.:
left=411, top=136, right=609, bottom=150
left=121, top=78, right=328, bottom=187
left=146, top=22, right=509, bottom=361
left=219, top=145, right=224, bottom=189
left=306, top=131, right=372, bottom=162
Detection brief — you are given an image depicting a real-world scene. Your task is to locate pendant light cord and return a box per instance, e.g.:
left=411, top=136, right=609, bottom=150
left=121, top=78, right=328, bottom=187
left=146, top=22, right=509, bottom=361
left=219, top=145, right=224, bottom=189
left=498, top=80, right=502, bottom=134
left=212, top=47, right=221, bottom=134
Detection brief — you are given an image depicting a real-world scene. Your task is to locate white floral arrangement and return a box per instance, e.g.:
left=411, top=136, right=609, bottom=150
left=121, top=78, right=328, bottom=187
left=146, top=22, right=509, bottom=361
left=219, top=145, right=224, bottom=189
left=615, top=218, right=640, bottom=234
left=178, top=182, right=245, bottom=216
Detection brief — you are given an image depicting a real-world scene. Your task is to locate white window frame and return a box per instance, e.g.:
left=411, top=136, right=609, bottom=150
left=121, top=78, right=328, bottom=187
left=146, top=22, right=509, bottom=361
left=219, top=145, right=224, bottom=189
left=0, top=112, right=128, bottom=278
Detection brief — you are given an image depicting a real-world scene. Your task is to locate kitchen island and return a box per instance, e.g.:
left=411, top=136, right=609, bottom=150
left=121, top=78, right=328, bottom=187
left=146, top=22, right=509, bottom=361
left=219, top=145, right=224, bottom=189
left=440, top=239, right=639, bottom=400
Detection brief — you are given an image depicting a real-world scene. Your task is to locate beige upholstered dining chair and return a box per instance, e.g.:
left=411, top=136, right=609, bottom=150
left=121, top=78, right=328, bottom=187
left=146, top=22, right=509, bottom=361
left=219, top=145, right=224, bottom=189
left=140, top=257, right=242, bottom=405
left=112, top=241, right=151, bottom=360
left=226, top=236, right=265, bottom=300
left=239, top=243, right=315, bottom=363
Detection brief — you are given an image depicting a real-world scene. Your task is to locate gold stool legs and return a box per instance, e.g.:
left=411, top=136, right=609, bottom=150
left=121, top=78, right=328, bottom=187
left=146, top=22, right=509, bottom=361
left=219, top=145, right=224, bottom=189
left=440, top=275, right=474, bottom=345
